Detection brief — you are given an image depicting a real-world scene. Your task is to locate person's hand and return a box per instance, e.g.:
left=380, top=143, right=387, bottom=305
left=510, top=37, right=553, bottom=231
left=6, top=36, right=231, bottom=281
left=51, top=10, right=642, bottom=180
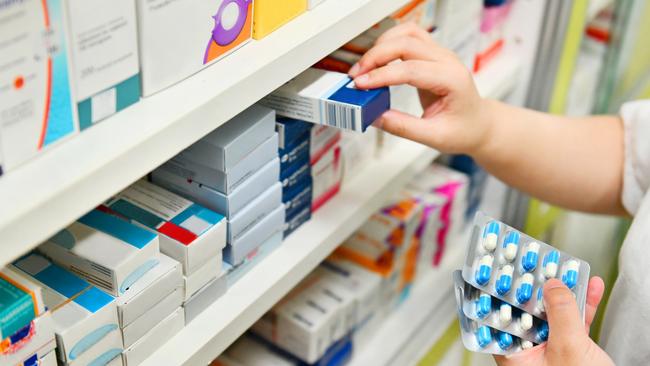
left=494, top=277, right=614, bottom=366
left=349, top=23, right=491, bottom=155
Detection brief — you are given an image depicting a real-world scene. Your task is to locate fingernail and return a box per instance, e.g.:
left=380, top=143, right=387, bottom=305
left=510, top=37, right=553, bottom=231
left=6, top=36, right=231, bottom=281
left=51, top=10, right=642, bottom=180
left=372, top=117, right=384, bottom=129
left=349, top=63, right=360, bottom=76
left=355, top=74, right=369, bottom=85
left=545, top=279, right=564, bottom=290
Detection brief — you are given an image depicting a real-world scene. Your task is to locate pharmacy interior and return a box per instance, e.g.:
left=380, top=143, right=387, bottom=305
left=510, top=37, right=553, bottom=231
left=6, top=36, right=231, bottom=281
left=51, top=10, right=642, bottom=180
left=1, top=0, right=649, bottom=365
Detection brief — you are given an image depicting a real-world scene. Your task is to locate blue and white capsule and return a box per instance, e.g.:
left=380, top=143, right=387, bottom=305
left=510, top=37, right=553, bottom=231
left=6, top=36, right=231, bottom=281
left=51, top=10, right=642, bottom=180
left=476, top=293, right=492, bottom=319
left=499, top=303, right=512, bottom=326
left=476, top=325, right=492, bottom=348
left=543, top=250, right=560, bottom=279
left=475, top=255, right=494, bottom=286
left=497, top=331, right=514, bottom=350
left=520, top=312, right=533, bottom=331
left=521, top=242, right=540, bottom=272
left=482, top=221, right=500, bottom=252
left=561, top=260, right=580, bottom=289
left=536, top=287, right=545, bottom=312
left=495, top=264, right=514, bottom=295
left=502, top=231, right=520, bottom=262
left=537, top=321, right=549, bottom=342
left=516, top=273, right=534, bottom=304
left=521, top=340, right=534, bottom=350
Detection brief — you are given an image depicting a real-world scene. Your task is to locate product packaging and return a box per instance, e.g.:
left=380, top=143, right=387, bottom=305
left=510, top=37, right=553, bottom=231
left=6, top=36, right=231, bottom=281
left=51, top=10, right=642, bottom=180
left=283, top=178, right=312, bottom=217
left=223, top=231, right=283, bottom=286
left=38, top=209, right=159, bottom=296
left=474, top=2, right=511, bottom=72
left=0, top=311, right=55, bottom=366
left=0, top=0, right=78, bottom=173
left=122, top=308, right=184, bottom=366
left=38, top=350, right=58, bottom=366
left=104, top=180, right=226, bottom=276
left=279, top=135, right=310, bottom=173
left=434, top=0, right=482, bottom=69
left=217, top=335, right=297, bottom=366
left=183, top=271, right=227, bottom=323
left=0, top=268, right=45, bottom=339
left=283, top=204, right=311, bottom=238
left=456, top=309, right=529, bottom=355
left=183, top=255, right=222, bottom=302
left=260, top=68, right=390, bottom=132
left=311, top=144, right=342, bottom=212
left=137, top=0, right=253, bottom=95
left=228, top=182, right=282, bottom=245
left=310, top=125, right=341, bottom=165
left=252, top=0, right=306, bottom=39
left=224, top=204, right=285, bottom=265
left=122, top=286, right=182, bottom=348
left=276, top=118, right=312, bottom=151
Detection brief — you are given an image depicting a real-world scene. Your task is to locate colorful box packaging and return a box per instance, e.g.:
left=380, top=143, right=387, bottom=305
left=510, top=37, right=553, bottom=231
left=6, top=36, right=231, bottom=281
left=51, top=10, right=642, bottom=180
left=137, top=0, right=253, bottom=95
left=276, top=118, right=312, bottom=151
left=310, top=125, right=340, bottom=165
left=253, top=0, right=306, bottom=39
left=0, top=268, right=45, bottom=339
left=0, top=311, right=55, bottom=366
left=104, top=180, right=226, bottom=276
left=311, top=144, right=342, bottom=212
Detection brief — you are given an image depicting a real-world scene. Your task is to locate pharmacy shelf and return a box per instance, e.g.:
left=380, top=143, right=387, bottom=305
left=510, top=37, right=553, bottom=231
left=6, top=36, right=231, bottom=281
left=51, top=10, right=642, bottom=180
left=0, top=0, right=414, bottom=268
left=347, top=228, right=469, bottom=366
left=141, top=137, right=438, bottom=366
left=474, top=53, right=523, bottom=101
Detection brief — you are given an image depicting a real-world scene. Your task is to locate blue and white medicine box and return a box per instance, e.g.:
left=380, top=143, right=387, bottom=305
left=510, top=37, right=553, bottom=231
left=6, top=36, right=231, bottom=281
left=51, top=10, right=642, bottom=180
left=284, top=179, right=313, bottom=218
left=38, top=209, right=160, bottom=297
left=224, top=204, right=285, bottom=265
left=104, top=180, right=226, bottom=276
left=279, top=132, right=310, bottom=173
left=261, top=68, right=390, bottom=132
left=12, top=253, right=122, bottom=365
left=282, top=160, right=311, bottom=193
left=276, top=117, right=312, bottom=150
left=284, top=204, right=311, bottom=238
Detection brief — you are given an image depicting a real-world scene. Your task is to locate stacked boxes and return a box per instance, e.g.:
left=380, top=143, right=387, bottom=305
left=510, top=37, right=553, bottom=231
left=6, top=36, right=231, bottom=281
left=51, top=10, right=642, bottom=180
left=310, top=125, right=343, bottom=212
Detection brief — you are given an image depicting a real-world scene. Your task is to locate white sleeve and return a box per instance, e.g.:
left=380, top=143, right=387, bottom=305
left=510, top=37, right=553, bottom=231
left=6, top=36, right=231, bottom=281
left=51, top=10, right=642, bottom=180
left=621, top=99, right=650, bottom=215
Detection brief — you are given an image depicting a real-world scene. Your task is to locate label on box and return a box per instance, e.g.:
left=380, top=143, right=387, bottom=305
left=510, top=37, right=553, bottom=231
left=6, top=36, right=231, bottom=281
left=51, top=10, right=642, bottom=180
left=284, top=179, right=313, bottom=218
left=281, top=159, right=311, bottom=189
left=284, top=205, right=311, bottom=238
left=280, top=136, right=310, bottom=171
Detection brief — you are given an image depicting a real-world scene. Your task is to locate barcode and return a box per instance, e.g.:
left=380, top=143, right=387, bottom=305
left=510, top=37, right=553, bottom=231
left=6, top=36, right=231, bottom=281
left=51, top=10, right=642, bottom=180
left=325, top=102, right=358, bottom=131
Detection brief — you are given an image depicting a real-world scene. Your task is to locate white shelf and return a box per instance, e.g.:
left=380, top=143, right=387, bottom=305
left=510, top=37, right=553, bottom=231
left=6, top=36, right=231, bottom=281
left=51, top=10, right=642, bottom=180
left=141, top=138, right=438, bottom=366
left=348, top=228, right=469, bottom=366
left=0, top=0, right=412, bottom=268
left=474, top=53, right=522, bottom=101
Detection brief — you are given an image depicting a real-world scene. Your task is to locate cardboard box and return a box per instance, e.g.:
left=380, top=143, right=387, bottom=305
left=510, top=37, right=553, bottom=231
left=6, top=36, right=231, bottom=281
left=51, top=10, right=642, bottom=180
left=276, top=118, right=312, bottom=151
left=183, top=271, right=227, bottom=323
left=283, top=179, right=312, bottom=218
left=279, top=135, right=310, bottom=173
left=40, top=351, right=58, bottom=366
left=253, top=0, right=306, bottom=40
left=311, top=145, right=342, bottom=212
left=0, top=0, right=77, bottom=173
left=183, top=254, right=222, bottom=302
left=38, top=209, right=159, bottom=296
left=225, top=204, right=285, bottom=265
left=12, top=253, right=122, bottom=364
left=152, top=158, right=280, bottom=218
left=121, top=286, right=181, bottom=348
left=0, top=268, right=45, bottom=338
left=62, top=326, right=122, bottom=366
left=220, top=335, right=297, bottom=366
left=0, top=312, right=55, bottom=366
left=175, top=105, right=275, bottom=172
left=137, top=0, right=253, bottom=95
left=104, top=180, right=226, bottom=276
left=122, top=308, right=184, bottom=366
left=339, top=129, right=376, bottom=182
left=281, top=158, right=310, bottom=191
left=160, top=133, right=278, bottom=194
left=65, top=0, right=140, bottom=129
left=260, top=68, right=390, bottom=132
left=113, top=254, right=182, bottom=329
left=228, top=182, right=282, bottom=244
left=310, top=126, right=340, bottom=165
left=223, top=230, right=283, bottom=286
left=283, top=204, right=311, bottom=238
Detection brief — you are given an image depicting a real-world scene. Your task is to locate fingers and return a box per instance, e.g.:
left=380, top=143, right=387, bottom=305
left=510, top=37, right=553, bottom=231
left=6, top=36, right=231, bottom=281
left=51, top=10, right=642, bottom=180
left=373, top=109, right=437, bottom=146
left=584, top=276, right=605, bottom=332
left=353, top=60, right=450, bottom=93
left=544, top=279, right=584, bottom=347
left=375, top=22, right=433, bottom=45
left=349, top=38, right=438, bottom=77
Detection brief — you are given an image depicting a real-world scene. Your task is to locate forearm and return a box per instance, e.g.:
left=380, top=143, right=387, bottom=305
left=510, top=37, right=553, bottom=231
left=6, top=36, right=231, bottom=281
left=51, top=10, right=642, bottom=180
left=473, top=100, right=625, bottom=215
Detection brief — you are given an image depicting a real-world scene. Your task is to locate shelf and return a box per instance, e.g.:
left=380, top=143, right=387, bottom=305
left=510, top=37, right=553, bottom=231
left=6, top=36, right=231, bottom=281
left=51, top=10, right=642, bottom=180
left=474, top=53, right=523, bottom=101
left=0, top=0, right=412, bottom=268
left=347, top=228, right=469, bottom=366
left=141, top=137, right=438, bottom=366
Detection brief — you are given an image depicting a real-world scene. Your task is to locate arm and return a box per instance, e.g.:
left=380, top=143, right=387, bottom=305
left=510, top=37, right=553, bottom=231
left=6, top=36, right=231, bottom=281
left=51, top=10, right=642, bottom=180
left=350, top=23, right=625, bottom=215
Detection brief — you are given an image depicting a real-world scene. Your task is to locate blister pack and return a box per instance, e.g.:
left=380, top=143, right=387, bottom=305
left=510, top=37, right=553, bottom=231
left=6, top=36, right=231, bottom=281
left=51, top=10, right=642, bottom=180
left=454, top=271, right=548, bottom=344
left=461, top=212, right=590, bottom=320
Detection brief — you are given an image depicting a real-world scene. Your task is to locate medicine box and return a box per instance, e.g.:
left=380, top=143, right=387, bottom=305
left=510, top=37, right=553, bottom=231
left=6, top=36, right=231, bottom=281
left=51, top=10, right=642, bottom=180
left=219, top=335, right=298, bottom=366
left=183, top=253, right=222, bottom=302
left=184, top=271, right=227, bottom=323
left=174, top=105, right=276, bottom=173
left=310, top=125, right=340, bottom=165
left=122, top=286, right=182, bottom=348
left=223, top=230, right=283, bottom=286
left=0, top=0, right=77, bottom=173
left=276, top=117, right=312, bottom=151
left=0, top=268, right=45, bottom=339
left=64, top=0, right=140, bottom=130
left=312, top=144, right=342, bottom=212
left=279, top=134, right=310, bottom=173
left=113, top=254, right=182, bottom=329
left=281, top=158, right=311, bottom=190
left=225, top=204, right=285, bottom=265
left=229, top=182, right=282, bottom=244
left=104, top=180, right=226, bottom=276
left=284, top=204, right=311, bottom=238
left=152, top=158, right=280, bottom=218
left=253, top=0, right=307, bottom=40
left=122, top=307, right=184, bottom=366
left=284, top=179, right=312, bottom=218
left=260, top=68, right=390, bottom=132
left=12, top=253, right=122, bottom=364
left=0, top=311, right=55, bottom=366
left=38, top=209, right=160, bottom=297
left=137, top=0, right=253, bottom=95
left=160, top=133, right=278, bottom=195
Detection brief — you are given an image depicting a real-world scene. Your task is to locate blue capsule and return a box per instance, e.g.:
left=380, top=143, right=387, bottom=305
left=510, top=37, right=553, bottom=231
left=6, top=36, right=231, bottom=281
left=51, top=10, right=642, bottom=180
left=476, top=293, right=492, bottom=319
left=495, top=265, right=514, bottom=295
left=476, top=326, right=492, bottom=348
left=543, top=250, right=560, bottom=279
left=516, top=273, right=534, bottom=304
left=561, top=260, right=579, bottom=289
left=537, top=321, right=549, bottom=342
left=497, top=331, right=514, bottom=350
left=475, top=255, right=494, bottom=286
left=521, top=242, right=540, bottom=272
left=502, top=231, right=520, bottom=262
left=536, top=287, right=545, bottom=312
left=482, top=221, right=500, bottom=252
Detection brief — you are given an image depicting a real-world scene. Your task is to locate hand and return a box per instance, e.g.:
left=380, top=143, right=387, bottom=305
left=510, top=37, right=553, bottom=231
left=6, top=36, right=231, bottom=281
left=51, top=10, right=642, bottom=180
left=494, top=277, right=614, bottom=366
left=349, top=23, right=491, bottom=155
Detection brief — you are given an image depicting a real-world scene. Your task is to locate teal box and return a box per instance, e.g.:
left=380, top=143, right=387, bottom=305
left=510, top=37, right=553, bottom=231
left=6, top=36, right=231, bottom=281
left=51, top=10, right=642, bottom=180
left=0, top=277, right=35, bottom=339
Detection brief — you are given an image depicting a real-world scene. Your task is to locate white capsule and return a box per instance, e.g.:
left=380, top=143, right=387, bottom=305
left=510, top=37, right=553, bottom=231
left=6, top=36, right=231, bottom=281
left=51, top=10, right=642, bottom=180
left=520, top=312, right=533, bottom=331
left=521, top=340, right=534, bottom=350
left=499, top=303, right=512, bottom=326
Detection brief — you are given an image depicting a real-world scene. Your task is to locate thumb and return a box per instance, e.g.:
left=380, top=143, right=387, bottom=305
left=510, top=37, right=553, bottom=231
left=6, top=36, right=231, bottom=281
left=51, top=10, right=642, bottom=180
left=374, top=109, right=438, bottom=147
left=544, top=279, right=584, bottom=347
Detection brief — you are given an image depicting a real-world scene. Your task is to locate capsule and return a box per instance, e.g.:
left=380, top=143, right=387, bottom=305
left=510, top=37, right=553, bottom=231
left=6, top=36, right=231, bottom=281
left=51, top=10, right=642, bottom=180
left=561, top=260, right=580, bottom=289
left=502, top=231, right=520, bottom=262
left=543, top=250, right=560, bottom=279
left=520, top=312, right=533, bottom=331
left=521, top=242, right=540, bottom=272
left=521, top=340, right=534, bottom=350
left=499, top=303, right=512, bottom=326
left=497, top=331, right=514, bottom=350
left=475, top=255, right=494, bottom=286
left=476, top=293, right=492, bottom=319
left=495, top=264, right=514, bottom=295
left=482, top=221, right=500, bottom=252
left=516, top=273, right=534, bottom=304
left=476, top=325, right=492, bottom=348
left=536, top=287, right=545, bottom=312
left=537, top=321, right=549, bottom=342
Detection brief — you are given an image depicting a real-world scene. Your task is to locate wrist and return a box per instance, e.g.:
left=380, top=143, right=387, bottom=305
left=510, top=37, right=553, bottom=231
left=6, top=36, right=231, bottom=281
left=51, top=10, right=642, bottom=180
left=468, top=98, right=500, bottom=159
